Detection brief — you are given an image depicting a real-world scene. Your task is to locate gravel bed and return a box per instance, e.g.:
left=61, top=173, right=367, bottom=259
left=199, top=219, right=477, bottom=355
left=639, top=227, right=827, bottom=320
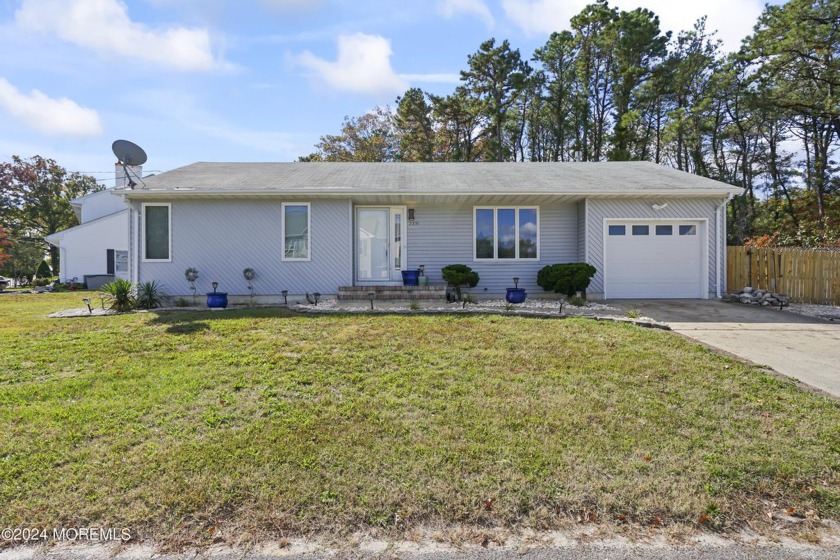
left=293, top=297, right=622, bottom=316
left=785, top=302, right=840, bottom=322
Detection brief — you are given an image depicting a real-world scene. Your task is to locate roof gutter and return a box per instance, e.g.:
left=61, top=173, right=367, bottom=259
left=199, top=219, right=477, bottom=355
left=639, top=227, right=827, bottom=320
left=118, top=188, right=744, bottom=199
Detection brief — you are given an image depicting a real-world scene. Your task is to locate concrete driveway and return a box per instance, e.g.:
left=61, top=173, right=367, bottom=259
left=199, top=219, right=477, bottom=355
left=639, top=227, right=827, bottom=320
left=609, top=299, right=840, bottom=398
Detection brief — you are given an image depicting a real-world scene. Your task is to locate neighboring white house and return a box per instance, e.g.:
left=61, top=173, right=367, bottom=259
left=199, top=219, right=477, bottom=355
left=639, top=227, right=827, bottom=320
left=46, top=165, right=138, bottom=289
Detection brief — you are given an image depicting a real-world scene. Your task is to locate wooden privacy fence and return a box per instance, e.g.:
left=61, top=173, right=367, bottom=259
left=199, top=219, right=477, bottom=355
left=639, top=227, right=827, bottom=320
left=727, top=246, right=840, bottom=305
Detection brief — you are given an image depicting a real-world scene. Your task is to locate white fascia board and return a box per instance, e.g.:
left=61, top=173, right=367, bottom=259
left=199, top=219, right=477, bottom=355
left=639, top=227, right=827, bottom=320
left=121, top=189, right=743, bottom=199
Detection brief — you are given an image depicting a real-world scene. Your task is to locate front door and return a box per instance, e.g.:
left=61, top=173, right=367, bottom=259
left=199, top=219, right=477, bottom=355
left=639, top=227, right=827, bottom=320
left=356, top=207, right=406, bottom=283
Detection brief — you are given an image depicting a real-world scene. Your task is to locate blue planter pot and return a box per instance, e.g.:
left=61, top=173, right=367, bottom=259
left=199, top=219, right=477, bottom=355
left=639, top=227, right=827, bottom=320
left=206, top=292, right=228, bottom=309
left=401, top=270, right=420, bottom=286
left=505, top=288, right=527, bottom=304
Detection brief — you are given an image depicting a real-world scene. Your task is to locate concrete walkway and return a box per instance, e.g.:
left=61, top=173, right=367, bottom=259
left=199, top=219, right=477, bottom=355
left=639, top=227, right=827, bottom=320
left=610, top=299, right=840, bottom=398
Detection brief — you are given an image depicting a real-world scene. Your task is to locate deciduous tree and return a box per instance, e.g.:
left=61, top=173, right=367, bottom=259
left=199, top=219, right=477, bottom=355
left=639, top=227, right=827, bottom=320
left=0, top=156, right=100, bottom=274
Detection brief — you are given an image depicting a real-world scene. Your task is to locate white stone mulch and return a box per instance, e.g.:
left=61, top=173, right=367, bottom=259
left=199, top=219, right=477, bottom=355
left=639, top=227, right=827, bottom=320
left=291, top=296, right=621, bottom=316
left=785, top=302, right=840, bottom=322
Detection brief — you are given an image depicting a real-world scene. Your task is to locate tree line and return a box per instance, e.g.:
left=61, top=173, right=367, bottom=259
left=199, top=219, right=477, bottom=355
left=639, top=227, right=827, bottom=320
left=299, top=0, right=840, bottom=247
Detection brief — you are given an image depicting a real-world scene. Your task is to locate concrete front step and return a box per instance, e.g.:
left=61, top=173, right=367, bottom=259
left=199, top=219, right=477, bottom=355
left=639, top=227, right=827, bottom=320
left=338, top=285, right=447, bottom=300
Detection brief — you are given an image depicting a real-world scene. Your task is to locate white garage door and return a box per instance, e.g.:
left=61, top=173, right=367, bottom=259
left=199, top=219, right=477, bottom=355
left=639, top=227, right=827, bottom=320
left=604, top=221, right=705, bottom=299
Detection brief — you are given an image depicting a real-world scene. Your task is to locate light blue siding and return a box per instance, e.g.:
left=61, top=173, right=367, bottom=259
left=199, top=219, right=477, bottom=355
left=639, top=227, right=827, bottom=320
left=406, top=197, right=577, bottom=296
left=585, top=198, right=723, bottom=297
left=139, top=199, right=352, bottom=296
left=577, top=200, right=587, bottom=262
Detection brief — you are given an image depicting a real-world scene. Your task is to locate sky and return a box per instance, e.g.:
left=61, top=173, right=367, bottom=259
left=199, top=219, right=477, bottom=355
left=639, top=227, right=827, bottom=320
left=0, top=0, right=781, bottom=187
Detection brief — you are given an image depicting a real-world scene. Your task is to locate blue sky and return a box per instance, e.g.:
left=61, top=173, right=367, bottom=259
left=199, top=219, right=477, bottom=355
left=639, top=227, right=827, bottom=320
left=0, top=0, right=777, bottom=186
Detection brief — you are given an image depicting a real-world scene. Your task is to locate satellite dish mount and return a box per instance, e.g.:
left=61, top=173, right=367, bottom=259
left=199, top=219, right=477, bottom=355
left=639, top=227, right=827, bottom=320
left=112, top=140, right=148, bottom=189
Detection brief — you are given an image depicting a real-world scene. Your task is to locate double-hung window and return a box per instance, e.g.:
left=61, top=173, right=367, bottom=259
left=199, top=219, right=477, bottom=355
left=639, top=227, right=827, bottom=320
left=474, top=207, right=539, bottom=260
left=282, top=203, right=310, bottom=261
left=142, top=203, right=171, bottom=261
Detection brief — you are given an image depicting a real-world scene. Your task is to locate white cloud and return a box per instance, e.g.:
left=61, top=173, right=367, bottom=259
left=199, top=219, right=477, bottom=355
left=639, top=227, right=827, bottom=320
left=502, top=0, right=764, bottom=53
left=437, top=0, right=495, bottom=28
left=0, top=78, right=103, bottom=137
left=292, top=33, right=408, bottom=95
left=15, top=0, right=220, bottom=71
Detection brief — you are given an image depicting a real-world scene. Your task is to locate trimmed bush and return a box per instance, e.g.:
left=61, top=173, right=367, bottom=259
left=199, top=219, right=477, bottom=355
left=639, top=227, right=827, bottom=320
left=537, top=263, right=597, bottom=297
left=36, top=260, right=52, bottom=278
left=441, top=264, right=479, bottom=301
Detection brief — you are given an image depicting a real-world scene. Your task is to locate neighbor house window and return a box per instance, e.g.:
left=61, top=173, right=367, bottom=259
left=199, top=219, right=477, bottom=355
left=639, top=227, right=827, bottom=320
left=143, top=203, right=170, bottom=261
left=474, top=207, right=539, bottom=260
left=283, top=203, right=310, bottom=260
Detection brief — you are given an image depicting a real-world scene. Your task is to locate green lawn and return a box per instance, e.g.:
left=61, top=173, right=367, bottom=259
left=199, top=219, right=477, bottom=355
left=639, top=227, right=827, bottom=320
left=1, top=293, right=838, bottom=544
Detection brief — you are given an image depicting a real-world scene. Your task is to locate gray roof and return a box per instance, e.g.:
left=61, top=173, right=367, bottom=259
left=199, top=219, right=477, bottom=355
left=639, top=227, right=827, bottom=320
left=122, top=161, right=743, bottom=197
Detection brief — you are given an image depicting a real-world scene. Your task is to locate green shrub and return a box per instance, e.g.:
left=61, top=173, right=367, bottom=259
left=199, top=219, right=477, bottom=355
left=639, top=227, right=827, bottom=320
left=568, top=294, right=586, bottom=307
left=537, top=263, right=596, bottom=297
left=441, top=264, right=479, bottom=301
left=136, top=280, right=166, bottom=309
left=32, top=277, right=52, bottom=287
left=100, top=278, right=135, bottom=312
left=36, top=260, right=52, bottom=278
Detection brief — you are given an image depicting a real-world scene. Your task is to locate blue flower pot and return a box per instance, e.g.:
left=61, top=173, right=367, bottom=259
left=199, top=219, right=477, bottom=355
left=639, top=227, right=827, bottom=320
left=505, top=287, right=527, bottom=304
left=401, top=270, right=420, bottom=286
left=206, top=292, right=228, bottom=309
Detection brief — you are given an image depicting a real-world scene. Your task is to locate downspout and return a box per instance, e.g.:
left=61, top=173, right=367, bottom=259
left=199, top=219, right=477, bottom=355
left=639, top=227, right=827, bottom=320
left=716, top=195, right=732, bottom=299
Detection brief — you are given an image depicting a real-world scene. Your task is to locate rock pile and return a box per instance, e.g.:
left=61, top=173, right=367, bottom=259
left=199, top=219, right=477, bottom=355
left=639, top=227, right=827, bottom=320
left=726, top=286, right=789, bottom=308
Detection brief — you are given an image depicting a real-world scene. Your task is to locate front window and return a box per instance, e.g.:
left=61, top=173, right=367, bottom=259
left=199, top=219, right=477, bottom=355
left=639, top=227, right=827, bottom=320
left=283, top=203, right=310, bottom=260
left=474, top=207, right=539, bottom=260
left=143, top=203, right=170, bottom=261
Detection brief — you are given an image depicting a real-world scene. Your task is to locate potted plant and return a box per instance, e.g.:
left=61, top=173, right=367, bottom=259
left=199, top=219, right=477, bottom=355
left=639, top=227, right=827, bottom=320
left=207, top=281, right=228, bottom=309
left=505, top=276, right=527, bottom=304
left=401, top=269, right=420, bottom=286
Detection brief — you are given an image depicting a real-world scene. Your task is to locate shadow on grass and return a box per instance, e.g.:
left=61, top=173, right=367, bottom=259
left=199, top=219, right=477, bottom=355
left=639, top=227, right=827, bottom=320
left=147, top=306, right=301, bottom=331
left=164, top=321, right=211, bottom=335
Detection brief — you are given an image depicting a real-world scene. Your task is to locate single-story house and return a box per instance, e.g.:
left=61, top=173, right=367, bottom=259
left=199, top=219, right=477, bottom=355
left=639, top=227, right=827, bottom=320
left=113, top=162, right=742, bottom=301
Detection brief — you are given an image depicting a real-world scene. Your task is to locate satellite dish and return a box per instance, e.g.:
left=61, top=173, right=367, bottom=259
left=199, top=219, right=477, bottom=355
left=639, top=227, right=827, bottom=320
left=112, top=139, right=147, bottom=166
left=112, top=139, right=147, bottom=189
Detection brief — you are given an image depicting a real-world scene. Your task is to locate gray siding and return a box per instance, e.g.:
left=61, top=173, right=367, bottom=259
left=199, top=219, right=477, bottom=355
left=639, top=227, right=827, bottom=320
left=407, top=197, right=577, bottom=296
left=139, top=199, right=352, bottom=295
left=586, top=198, right=723, bottom=296
left=577, top=200, right=587, bottom=262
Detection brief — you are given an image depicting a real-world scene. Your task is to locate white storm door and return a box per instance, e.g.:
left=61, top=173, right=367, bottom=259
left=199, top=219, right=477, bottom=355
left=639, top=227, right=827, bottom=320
left=356, top=207, right=406, bottom=283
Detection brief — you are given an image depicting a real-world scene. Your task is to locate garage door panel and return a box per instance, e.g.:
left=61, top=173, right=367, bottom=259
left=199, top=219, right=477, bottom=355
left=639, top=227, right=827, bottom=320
left=605, top=221, right=703, bottom=299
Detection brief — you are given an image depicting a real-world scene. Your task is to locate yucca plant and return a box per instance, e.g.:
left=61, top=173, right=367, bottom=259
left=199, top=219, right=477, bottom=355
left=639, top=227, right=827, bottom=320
left=136, top=280, right=166, bottom=310
left=99, top=278, right=135, bottom=312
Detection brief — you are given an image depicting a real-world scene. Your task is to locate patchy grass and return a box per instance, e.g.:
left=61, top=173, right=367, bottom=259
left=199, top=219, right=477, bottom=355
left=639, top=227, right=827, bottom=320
left=0, top=293, right=838, bottom=544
